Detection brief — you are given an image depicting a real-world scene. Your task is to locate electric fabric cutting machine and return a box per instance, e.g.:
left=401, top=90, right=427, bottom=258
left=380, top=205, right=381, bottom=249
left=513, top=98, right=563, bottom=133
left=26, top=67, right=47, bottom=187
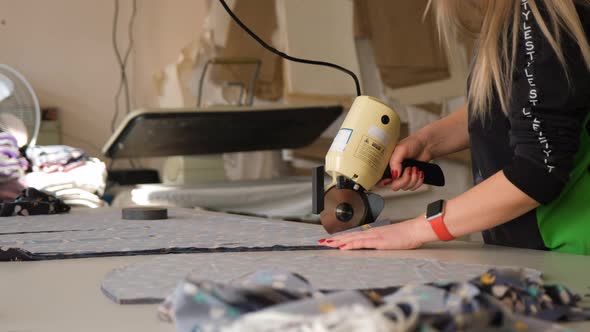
left=312, top=96, right=445, bottom=234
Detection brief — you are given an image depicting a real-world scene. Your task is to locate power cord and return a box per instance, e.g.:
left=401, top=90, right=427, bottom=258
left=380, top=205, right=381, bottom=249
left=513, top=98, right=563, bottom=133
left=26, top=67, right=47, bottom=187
left=110, top=0, right=139, bottom=170
left=217, top=0, right=362, bottom=96
left=110, top=0, right=137, bottom=133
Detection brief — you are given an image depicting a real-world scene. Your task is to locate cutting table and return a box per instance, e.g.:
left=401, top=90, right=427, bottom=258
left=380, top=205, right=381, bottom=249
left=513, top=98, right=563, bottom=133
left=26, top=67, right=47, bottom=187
left=1, top=241, right=589, bottom=332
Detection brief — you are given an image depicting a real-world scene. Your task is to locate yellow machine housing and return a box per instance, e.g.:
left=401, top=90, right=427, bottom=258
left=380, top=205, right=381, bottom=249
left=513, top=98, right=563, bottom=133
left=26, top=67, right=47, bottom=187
left=325, top=96, right=401, bottom=190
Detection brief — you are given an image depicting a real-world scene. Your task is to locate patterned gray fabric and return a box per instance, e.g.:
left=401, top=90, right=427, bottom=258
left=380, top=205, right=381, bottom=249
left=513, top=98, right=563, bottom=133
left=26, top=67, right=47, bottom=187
left=100, top=251, right=541, bottom=304
left=158, top=269, right=579, bottom=332
left=0, top=208, right=324, bottom=260
left=158, top=268, right=325, bottom=332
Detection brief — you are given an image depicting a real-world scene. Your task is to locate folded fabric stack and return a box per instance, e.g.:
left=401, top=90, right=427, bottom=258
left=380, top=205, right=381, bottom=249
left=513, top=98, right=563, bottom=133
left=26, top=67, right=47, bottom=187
left=26, top=145, right=88, bottom=173
left=159, top=268, right=589, bottom=332
left=0, top=132, right=28, bottom=201
left=25, top=145, right=107, bottom=208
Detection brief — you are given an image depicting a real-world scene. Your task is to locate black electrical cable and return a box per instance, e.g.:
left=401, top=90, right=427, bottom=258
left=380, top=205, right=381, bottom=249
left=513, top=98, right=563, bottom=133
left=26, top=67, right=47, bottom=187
left=121, top=0, right=137, bottom=114
left=217, top=0, right=362, bottom=96
left=111, top=0, right=137, bottom=134
left=122, top=0, right=137, bottom=113
left=110, top=0, right=138, bottom=170
left=110, top=0, right=122, bottom=133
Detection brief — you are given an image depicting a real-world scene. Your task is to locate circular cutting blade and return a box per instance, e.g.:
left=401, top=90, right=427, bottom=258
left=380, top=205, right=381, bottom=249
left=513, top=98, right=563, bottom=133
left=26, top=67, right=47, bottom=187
left=320, top=186, right=368, bottom=234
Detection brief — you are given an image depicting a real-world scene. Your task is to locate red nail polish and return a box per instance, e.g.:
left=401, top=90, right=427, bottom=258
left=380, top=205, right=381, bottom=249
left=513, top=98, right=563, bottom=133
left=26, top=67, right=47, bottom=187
left=383, top=179, right=392, bottom=185
left=392, top=170, right=398, bottom=179
left=420, top=171, right=424, bottom=179
left=338, top=244, right=346, bottom=249
left=414, top=167, right=419, bottom=175
left=326, top=240, right=334, bottom=243
left=318, top=239, right=326, bottom=244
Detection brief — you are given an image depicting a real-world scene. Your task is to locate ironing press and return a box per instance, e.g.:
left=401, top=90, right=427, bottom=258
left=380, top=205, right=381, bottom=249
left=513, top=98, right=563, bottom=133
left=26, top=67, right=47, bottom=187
left=312, top=96, right=445, bottom=234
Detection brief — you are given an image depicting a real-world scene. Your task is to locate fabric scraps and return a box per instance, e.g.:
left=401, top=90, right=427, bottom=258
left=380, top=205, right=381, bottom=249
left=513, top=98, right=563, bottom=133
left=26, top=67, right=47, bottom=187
left=0, top=208, right=324, bottom=261
left=159, top=268, right=589, bottom=332
left=0, top=187, right=70, bottom=217
left=223, top=292, right=397, bottom=332
left=158, top=269, right=320, bottom=332
left=472, top=269, right=589, bottom=321
left=0, top=132, right=28, bottom=201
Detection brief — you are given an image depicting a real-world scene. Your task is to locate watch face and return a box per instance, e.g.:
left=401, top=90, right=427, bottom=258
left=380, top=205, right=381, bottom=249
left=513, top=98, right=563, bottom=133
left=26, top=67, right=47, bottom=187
left=427, top=200, right=444, bottom=218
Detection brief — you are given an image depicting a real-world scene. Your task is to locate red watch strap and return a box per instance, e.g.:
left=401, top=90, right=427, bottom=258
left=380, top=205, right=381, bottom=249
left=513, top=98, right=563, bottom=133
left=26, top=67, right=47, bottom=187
left=429, top=215, right=455, bottom=241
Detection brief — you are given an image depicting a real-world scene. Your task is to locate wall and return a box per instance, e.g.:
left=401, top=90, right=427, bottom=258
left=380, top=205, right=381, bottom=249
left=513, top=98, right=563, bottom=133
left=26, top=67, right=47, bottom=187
left=0, top=0, right=209, bottom=157
left=0, top=0, right=470, bottom=175
left=385, top=44, right=470, bottom=106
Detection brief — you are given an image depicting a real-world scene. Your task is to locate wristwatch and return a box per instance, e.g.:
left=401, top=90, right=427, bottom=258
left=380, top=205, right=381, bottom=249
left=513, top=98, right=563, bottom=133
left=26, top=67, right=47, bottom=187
left=426, top=199, right=455, bottom=241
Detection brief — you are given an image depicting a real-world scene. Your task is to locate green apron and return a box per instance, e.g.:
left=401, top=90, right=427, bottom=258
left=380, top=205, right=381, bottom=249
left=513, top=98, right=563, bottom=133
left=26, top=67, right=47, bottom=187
left=537, top=113, right=590, bottom=255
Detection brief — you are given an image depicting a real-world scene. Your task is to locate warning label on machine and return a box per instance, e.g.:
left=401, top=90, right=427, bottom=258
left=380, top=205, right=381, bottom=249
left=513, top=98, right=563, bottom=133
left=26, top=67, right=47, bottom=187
left=354, top=135, right=385, bottom=171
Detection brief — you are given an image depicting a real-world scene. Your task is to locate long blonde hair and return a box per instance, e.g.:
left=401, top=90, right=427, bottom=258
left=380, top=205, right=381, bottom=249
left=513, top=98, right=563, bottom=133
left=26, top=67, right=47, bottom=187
left=430, top=0, right=590, bottom=119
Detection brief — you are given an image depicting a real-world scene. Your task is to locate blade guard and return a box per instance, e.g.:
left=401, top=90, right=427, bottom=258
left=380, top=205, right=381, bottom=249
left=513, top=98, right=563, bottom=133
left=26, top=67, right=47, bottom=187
left=312, top=166, right=325, bottom=214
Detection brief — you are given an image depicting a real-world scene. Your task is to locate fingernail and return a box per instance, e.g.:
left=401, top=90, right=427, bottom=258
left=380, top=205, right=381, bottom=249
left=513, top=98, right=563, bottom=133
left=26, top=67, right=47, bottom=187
left=326, top=240, right=334, bottom=243
left=392, top=170, right=398, bottom=179
left=420, top=171, right=424, bottom=179
left=414, top=167, right=419, bottom=175
left=318, top=239, right=326, bottom=244
left=383, top=179, right=392, bottom=185
left=338, top=244, right=346, bottom=249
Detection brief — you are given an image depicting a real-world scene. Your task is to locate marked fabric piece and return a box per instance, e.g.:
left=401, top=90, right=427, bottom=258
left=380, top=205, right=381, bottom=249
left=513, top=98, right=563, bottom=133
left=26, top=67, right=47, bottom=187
left=100, top=251, right=541, bottom=304
left=0, top=208, right=324, bottom=261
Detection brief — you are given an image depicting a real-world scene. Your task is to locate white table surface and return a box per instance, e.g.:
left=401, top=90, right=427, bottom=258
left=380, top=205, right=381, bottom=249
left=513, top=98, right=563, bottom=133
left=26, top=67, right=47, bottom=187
left=1, top=241, right=589, bottom=332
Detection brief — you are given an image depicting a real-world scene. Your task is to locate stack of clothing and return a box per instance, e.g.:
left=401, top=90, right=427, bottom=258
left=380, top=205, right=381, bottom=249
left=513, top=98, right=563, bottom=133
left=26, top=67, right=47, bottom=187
left=159, top=269, right=590, bottom=332
left=25, top=145, right=107, bottom=208
left=0, top=132, right=28, bottom=201
left=0, top=134, right=70, bottom=216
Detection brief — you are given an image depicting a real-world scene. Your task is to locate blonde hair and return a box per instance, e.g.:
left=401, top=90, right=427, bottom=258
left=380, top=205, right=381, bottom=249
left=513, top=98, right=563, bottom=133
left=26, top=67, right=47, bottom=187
left=429, top=0, right=590, bottom=119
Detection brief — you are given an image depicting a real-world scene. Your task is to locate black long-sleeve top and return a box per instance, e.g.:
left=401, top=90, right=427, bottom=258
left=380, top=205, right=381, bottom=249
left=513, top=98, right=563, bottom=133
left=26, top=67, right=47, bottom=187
left=468, top=1, right=590, bottom=249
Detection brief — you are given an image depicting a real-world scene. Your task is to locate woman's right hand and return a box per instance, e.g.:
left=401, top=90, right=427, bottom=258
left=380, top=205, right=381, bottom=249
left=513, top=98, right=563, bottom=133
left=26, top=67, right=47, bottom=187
left=377, top=104, right=470, bottom=191
left=377, top=135, right=433, bottom=191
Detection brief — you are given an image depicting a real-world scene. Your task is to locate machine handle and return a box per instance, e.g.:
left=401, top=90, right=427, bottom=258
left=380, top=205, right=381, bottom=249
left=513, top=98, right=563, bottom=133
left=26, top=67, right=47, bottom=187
left=382, top=159, right=445, bottom=186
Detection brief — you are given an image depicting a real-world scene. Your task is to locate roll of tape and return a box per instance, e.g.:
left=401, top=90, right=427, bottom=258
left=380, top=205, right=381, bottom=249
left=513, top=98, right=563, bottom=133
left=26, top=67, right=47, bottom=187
left=122, top=207, right=168, bottom=220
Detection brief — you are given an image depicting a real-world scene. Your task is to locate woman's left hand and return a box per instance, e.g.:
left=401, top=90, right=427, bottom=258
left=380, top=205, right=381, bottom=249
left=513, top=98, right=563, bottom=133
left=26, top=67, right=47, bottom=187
left=318, top=218, right=429, bottom=250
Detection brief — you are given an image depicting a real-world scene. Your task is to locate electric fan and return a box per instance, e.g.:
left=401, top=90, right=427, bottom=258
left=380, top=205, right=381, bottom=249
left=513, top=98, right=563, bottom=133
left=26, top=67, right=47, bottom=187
left=0, top=64, right=41, bottom=149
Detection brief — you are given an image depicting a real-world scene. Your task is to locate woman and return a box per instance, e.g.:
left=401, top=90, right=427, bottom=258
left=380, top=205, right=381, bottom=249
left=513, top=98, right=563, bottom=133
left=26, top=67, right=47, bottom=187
left=320, top=0, right=590, bottom=255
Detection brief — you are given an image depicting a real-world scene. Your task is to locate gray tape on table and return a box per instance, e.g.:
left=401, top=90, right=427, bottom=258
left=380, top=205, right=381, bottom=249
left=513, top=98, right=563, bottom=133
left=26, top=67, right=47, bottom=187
left=101, top=251, right=542, bottom=304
